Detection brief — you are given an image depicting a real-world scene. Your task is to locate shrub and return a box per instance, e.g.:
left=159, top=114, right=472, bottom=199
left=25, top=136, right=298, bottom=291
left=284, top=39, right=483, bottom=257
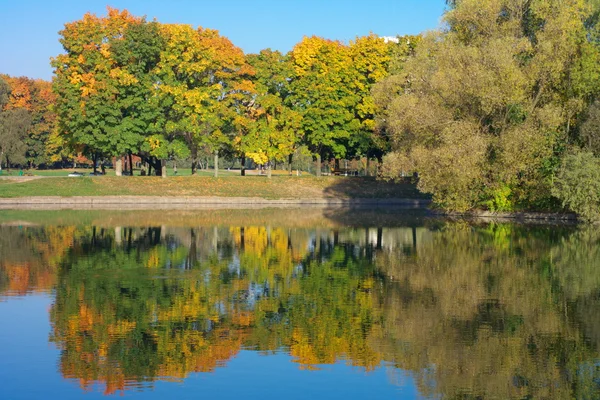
left=552, top=151, right=600, bottom=222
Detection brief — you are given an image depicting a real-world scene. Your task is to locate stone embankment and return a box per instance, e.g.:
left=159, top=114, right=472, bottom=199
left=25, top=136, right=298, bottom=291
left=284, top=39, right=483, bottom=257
left=0, top=196, right=431, bottom=209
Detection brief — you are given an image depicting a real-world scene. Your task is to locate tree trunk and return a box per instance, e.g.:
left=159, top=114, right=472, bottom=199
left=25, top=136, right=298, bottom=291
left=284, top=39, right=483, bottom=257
left=191, top=145, right=198, bottom=175
left=315, top=154, right=322, bottom=177
left=366, top=157, right=371, bottom=177
left=288, top=153, right=293, bottom=175
left=101, top=162, right=106, bottom=175
left=128, top=153, right=134, bottom=175
left=115, top=227, right=122, bottom=245
left=0, top=151, right=3, bottom=171
left=6, top=156, right=10, bottom=173
left=92, top=153, right=98, bottom=174
left=214, top=151, right=219, bottom=178
left=147, top=162, right=152, bottom=176
left=115, top=158, right=123, bottom=176
left=161, top=159, right=167, bottom=178
left=241, top=155, right=246, bottom=176
left=267, top=163, right=272, bottom=179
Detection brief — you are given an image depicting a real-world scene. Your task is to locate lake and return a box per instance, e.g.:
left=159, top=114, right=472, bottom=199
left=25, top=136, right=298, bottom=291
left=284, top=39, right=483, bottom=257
left=0, top=208, right=598, bottom=399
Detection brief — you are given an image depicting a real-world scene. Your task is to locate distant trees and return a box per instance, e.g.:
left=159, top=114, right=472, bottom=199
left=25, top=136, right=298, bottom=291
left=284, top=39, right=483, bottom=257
left=49, top=7, right=399, bottom=178
left=0, top=76, right=31, bottom=171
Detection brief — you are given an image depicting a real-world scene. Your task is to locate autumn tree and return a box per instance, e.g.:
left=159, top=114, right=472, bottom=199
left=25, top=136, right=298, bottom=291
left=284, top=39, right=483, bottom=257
left=375, top=0, right=597, bottom=211
left=243, top=50, right=300, bottom=177
left=109, top=19, right=183, bottom=177
left=1, top=75, right=57, bottom=167
left=0, top=76, right=31, bottom=171
left=52, top=8, right=154, bottom=175
left=156, top=24, right=254, bottom=177
left=346, top=34, right=396, bottom=173
left=289, top=37, right=360, bottom=176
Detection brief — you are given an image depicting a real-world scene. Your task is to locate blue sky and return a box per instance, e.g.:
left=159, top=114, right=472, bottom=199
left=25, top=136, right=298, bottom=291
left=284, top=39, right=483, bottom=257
left=0, top=0, right=447, bottom=81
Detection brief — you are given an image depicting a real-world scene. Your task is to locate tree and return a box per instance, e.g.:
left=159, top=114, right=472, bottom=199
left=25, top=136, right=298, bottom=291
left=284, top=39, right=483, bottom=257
left=0, top=108, right=31, bottom=171
left=289, top=37, right=360, bottom=176
left=1, top=75, right=57, bottom=167
left=0, top=76, right=9, bottom=107
left=103, top=19, right=168, bottom=176
left=552, top=151, right=600, bottom=222
left=156, top=24, right=254, bottom=177
left=375, top=0, right=595, bottom=211
left=244, top=50, right=300, bottom=178
left=0, top=76, right=31, bottom=171
left=579, top=101, right=600, bottom=156
left=52, top=8, right=151, bottom=176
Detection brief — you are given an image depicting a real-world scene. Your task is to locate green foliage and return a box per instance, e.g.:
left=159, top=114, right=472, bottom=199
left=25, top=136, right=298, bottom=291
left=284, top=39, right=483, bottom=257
left=552, top=151, right=600, bottom=222
left=375, top=0, right=595, bottom=211
left=0, top=108, right=31, bottom=167
left=0, top=77, right=9, bottom=108
left=289, top=37, right=361, bottom=162
left=243, top=50, right=300, bottom=170
left=482, top=185, right=514, bottom=212
left=579, top=100, right=600, bottom=155
left=51, top=9, right=150, bottom=160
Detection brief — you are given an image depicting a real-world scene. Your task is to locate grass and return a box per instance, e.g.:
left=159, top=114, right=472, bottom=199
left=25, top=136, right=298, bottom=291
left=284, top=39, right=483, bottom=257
left=0, top=175, right=428, bottom=199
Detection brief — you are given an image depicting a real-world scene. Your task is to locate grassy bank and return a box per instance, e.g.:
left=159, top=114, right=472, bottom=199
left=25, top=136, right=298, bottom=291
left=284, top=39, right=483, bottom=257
left=0, top=175, right=427, bottom=199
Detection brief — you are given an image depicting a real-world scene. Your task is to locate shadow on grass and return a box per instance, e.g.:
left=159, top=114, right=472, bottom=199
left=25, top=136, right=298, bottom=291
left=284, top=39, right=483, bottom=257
left=321, top=176, right=430, bottom=199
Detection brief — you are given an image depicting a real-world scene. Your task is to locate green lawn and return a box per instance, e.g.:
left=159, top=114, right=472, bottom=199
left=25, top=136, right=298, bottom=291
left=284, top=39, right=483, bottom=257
left=0, top=175, right=427, bottom=199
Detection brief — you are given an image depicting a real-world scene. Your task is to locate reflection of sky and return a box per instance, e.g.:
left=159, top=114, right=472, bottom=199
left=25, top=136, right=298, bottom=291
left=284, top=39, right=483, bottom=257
left=0, top=294, right=421, bottom=399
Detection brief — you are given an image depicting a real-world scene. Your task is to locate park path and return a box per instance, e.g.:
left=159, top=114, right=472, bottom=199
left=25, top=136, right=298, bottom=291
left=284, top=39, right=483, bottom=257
left=0, top=176, right=45, bottom=183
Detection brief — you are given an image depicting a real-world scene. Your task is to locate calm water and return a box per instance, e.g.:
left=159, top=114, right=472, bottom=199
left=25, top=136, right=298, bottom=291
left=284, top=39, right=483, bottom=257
left=0, top=208, right=599, bottom=399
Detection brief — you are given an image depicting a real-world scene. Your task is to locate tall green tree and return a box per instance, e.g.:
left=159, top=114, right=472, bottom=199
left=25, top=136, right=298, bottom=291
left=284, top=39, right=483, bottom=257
left=108, top=19, right=173, bottom=176
left=376, top=0, right=595, bottom=211
left=52, top=8, right=147, bottom=175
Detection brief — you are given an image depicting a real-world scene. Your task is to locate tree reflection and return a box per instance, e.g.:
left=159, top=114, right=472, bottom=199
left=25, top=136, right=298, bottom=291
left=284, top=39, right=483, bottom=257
left=1, top=220, right=599, bottom=398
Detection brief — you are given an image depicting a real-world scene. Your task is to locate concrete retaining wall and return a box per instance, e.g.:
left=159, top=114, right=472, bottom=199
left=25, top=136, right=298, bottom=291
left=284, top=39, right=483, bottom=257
left=0, top=196, right=432, bottom=207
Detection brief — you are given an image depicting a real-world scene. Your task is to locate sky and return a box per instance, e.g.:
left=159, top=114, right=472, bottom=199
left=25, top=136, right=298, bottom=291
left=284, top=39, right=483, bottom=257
left=0, top=0, right=447, bottom=81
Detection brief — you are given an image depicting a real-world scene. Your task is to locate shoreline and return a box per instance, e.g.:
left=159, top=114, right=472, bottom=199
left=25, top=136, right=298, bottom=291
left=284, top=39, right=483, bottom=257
left=434, top=210, right=578, bottom=222
left=0, top=196, right=578, bottom=221
left=0, top=196, right=431, bottom=208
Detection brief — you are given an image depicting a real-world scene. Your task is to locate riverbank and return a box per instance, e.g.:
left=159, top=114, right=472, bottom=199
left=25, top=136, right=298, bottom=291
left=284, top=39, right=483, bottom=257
left=0, top=196, right=430, bottom=207
left=436, top=210, right=578, bottom=222
left=0, top=175, right=426, bottom=199
left=0, top=176, right=580, bottom=222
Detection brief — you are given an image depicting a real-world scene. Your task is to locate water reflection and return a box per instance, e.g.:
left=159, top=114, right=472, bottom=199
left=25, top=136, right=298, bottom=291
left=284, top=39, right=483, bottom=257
left=1, top=213, right=599, bottom=399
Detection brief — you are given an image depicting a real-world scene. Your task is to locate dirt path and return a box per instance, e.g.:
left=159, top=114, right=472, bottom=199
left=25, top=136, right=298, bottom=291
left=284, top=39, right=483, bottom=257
left=0, top=176, right=45, bottom=183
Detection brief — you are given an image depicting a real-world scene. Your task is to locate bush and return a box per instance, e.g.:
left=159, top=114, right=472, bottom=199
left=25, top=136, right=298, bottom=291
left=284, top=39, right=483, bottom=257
left=552, top=151, right=600, bottom=222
